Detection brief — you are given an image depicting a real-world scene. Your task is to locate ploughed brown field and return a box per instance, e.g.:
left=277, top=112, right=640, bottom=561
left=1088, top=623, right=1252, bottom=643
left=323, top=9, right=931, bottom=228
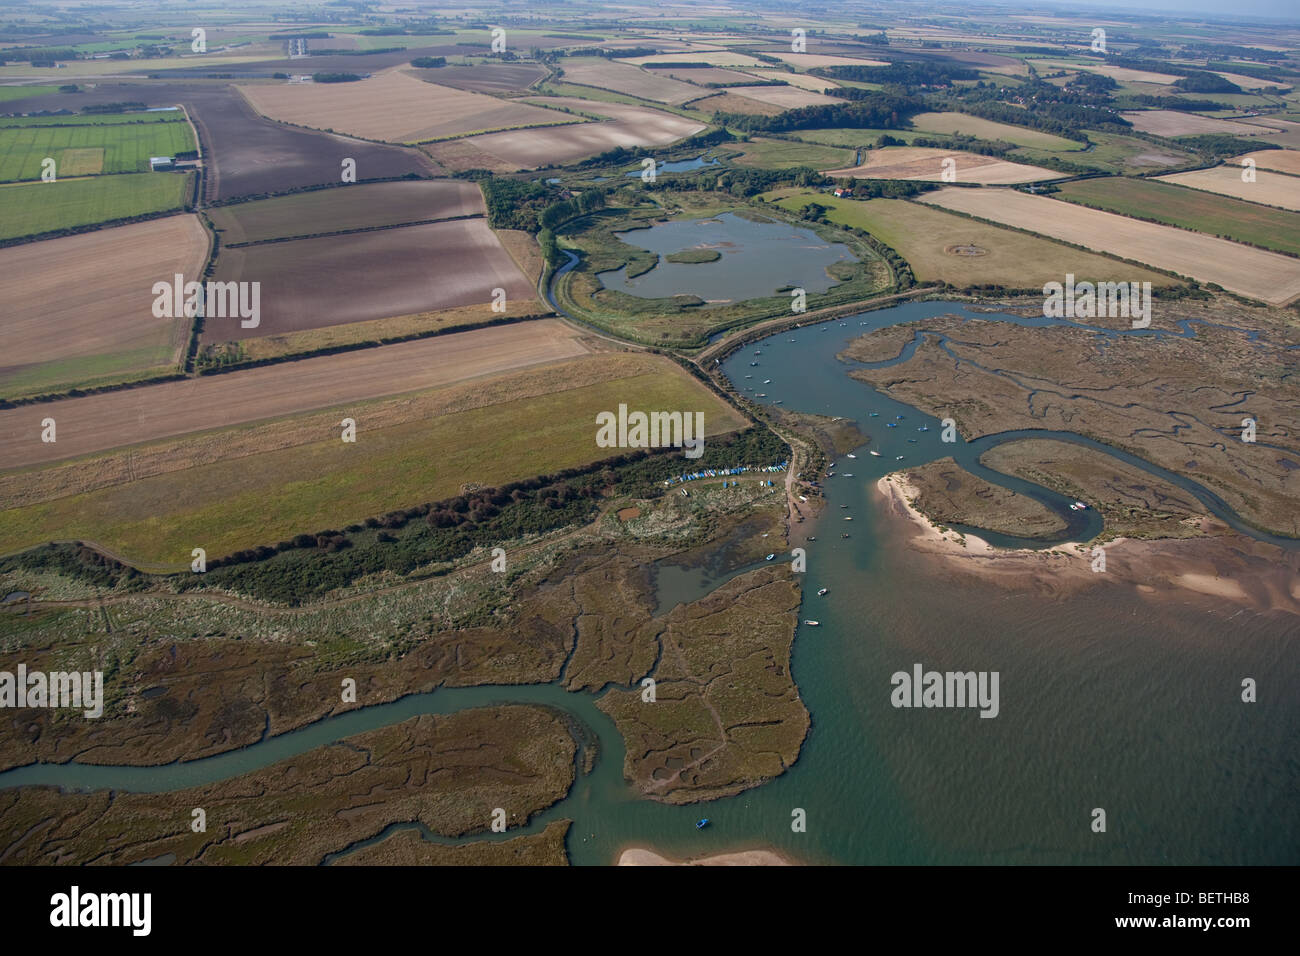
left=206, top=180, right=485, bottom=244
left=919, top=186, right=1300, bottom=306
left=418, top=63, right=546, bottom=93
left=0, top=83, right=436, bottom=202
left=0, top=320, right=590, bottom=470
left=825, top=146, right=1059, bottom=184
left=0, top=215, right=210, bottom=396
left=183, top=86, right=436, bottom=201
left=238, top=71, right=573, bottom=144
left=205, top=218, right=536, bottom=342
left=462, top=97, right=706, bottom=170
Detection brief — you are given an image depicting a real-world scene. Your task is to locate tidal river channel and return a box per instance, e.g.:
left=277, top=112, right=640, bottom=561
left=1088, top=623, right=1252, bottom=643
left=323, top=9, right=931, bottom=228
left=4, top=302, right=1297, bottom=865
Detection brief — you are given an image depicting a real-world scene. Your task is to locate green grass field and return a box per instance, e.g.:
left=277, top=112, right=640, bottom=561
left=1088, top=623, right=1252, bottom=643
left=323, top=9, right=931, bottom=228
left=785, top=127, right=923, bottom=148
left=731, top=137, right=854, bottom=169
left=1054, top=177, right=1300, bottom=256
left=0, top=110, right=186, bottom=127
left=0, top=172, right=192, bottom=240
left=0, top=118, right=194, bottom=181
left=765, top=190, right=1170, bottom=288
left=1012, top=130, right=1193, bottom=174
left=909, top=112, right=1081, bottom=151
left=0, top=85, right=56, bottom=102
left=0, top=362, right=745, bottom=565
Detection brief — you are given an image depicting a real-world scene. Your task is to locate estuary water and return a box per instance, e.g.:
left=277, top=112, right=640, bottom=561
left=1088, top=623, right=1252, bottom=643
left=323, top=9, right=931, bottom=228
left=4, top=302, right=1297, bottom=865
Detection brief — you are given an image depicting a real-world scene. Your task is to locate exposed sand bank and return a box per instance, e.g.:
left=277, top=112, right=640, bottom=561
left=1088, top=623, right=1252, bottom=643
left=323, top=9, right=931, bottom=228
left=876, top=473, right=1300, bottom=616
left=618, top=846, right=795, bottom=866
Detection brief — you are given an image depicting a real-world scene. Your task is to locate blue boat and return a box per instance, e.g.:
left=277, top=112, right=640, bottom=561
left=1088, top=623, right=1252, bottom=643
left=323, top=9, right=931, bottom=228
left=696, top=818, right=710, bottom=830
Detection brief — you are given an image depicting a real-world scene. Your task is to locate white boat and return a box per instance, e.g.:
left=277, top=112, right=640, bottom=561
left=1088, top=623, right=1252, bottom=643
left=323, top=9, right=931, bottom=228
left=765, top=553, right=776, bottom=561
left=844, top=516, right=853, bottom=521
left=763, top=379, right=771, bottom=384
left=847, top=453, right=857, bottom=459
left=1074, top=501, right=1088, bottom=510
left=804, top=620, right=821, bottom=626
left=895, top=455, right=905, bottom=460
left=843, top=473, right=853, bottom=477
left=869, top=450, right=882, bottom=457
left=817, top=588, right=829, bottom=596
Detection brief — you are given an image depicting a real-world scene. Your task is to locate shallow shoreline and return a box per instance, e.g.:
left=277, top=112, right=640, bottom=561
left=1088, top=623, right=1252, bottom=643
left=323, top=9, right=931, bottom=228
left=876, top=473, right=1300, bottom=616
left=617, top=846, right=796, bottom=866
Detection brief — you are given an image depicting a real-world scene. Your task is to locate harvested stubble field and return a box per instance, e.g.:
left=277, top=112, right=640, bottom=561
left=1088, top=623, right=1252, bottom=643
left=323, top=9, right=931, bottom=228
left=825, top=146, right=1060, bottom=184
left=763, top=52, right=887, bottom=69
left=648, top=66, right=758, bottom=86
left=722, top=85, right=839, bottom=108
left=183, top=86, right=435, bottom=202
left=618, top=50, right=768, bottom=68
left=766, top=191, right=1169, bottom=289
left=205, top=179, right=484, bottom=244
left=908, top=111, right=1080, bottom=151
left=0, top=352, right=745, bottom=563
left=1154, top=165, right=1300, bottom=213
left=1120, top=109, right=1271, bottom=137
left=206, top=218, right=535, bottom=342
left=417, top=63, right=546, bottom=93
left=741, top=70, right=839, bottom=92
left=0, top=215, right=209, bottom=398
left=1053, top=177, right=1300, bottom=257
left=238, top=71, right=573, bottom=144
left=1239, top=117, right=1300, bottom=149
left=685, top=91, right=784, bottom=117
left=231, top=296, right=548, bottom=364
left=1032, top=60, right=1183, bottom=85
left=1234, top=149, right=1300, bottom=175
left=0, top=171, right=192, bottom=241
left=919, top=186, right=1300, bottom=305
left=463, top=97, right=706, bottom=169
left=559, top=61, right=702, bottom=104
left=0, top=117, right=195, bottom=181
left=0, top=320, right=589, bottom=472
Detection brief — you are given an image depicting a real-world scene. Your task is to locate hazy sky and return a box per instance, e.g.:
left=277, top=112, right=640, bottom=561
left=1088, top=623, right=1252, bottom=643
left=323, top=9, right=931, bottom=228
left=982, top=0, right=1300, bottom=21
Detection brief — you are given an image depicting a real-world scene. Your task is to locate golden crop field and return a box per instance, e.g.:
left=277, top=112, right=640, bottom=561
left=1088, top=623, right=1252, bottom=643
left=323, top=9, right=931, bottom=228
left=0, top=320, right=590, bottom=471
left=919, top=186, right=1300, bottom=305
left=1155, top=165, right=1300, bottom=212
left=0, top=353, right=747, bottom=565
